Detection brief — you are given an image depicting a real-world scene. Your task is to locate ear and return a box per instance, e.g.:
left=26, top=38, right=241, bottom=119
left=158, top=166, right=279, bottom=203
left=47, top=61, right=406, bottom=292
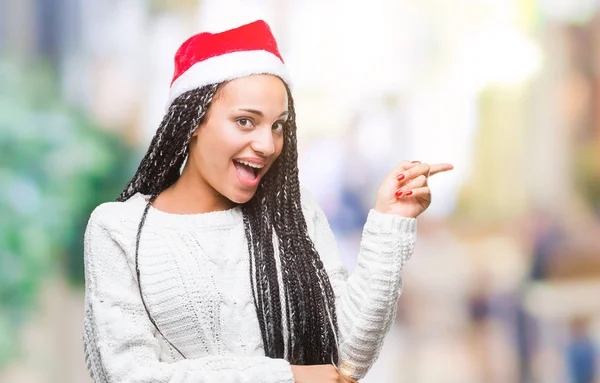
left=191, top=125, right=201, bottom=137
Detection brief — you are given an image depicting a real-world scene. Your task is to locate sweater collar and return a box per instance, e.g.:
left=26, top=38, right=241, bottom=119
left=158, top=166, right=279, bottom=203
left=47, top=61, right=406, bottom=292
left=128, top=193, right=244, bottom=229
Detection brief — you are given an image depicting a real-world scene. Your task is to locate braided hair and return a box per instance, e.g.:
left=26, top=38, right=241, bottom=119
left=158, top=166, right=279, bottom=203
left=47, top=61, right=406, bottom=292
left=118, top=82, right=339, bottom=365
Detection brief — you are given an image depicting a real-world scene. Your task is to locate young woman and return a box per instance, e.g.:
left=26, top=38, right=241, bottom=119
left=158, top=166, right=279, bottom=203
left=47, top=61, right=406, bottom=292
left=82, top=20, right=453, bottom=383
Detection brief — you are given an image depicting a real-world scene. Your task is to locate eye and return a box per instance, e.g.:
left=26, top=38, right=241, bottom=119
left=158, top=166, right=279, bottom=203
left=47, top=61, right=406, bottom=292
left=272, top=121, right=285, bottom=133
left=236, top=118, right=254, bottom=128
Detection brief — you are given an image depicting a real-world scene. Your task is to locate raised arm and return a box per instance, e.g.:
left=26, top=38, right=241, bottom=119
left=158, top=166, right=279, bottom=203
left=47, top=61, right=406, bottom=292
left=301, top=189, right=416, bottom=380
left=303, top=160, right=452, bottom=380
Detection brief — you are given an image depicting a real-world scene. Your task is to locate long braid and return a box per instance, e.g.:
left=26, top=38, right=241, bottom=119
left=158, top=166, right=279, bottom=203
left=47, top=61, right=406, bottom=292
left=244, top=87, right=339, bottom=364
left=122, top=83, right=339, bottom=365
left=117, top=84, right=219, bottom=202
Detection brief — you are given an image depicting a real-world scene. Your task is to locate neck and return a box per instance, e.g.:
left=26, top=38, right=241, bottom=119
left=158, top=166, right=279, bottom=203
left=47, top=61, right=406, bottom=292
left=153, top=164, right=236, bottom=214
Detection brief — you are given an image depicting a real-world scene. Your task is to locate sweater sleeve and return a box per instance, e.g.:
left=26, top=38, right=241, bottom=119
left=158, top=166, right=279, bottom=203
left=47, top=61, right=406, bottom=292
left=82, top=215, right=295, bottom=383
left=301, top=189, right=417, bottom=380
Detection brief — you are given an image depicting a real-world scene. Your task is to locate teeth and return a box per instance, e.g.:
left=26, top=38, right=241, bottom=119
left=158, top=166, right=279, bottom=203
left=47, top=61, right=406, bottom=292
left=235, top=159, right=264, bottom=169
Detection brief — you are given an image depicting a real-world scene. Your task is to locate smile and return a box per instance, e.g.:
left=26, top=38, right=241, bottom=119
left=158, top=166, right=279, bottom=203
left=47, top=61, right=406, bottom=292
left=233, top=159, right=264, bottom=188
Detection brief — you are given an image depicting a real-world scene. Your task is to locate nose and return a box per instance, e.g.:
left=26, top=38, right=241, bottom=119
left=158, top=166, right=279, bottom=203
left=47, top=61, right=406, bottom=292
left=250, top=126, right=275, bottom=157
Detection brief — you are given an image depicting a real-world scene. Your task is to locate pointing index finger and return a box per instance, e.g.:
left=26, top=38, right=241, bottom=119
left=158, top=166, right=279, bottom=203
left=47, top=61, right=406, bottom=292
left=428, top=163, right=454, bottom=176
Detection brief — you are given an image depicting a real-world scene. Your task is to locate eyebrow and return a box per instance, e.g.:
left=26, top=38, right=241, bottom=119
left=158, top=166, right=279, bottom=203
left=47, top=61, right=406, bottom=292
left=238, top=108, right=289, bottom=118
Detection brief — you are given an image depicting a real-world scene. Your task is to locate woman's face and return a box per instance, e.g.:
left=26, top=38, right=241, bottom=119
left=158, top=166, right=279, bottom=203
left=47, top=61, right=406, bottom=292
left=186, top=74, right=288, bottom=207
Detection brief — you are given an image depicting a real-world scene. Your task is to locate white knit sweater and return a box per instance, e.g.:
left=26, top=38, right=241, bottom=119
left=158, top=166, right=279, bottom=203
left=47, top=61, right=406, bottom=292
left=83, top=188, right=417, bottom=382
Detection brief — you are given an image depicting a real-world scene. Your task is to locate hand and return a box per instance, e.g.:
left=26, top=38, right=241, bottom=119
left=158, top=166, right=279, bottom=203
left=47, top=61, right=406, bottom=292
left=338, top=371, right=359, bottom=383
left=290, top=364, right=360, bottom=383
left=374, top=160, right=454, bottom=218
left=290, top=365, right=340, bottom=383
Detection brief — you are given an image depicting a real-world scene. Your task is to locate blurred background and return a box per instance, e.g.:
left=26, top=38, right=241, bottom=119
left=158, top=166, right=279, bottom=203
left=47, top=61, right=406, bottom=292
left=1, top=0, right=600, bottom=382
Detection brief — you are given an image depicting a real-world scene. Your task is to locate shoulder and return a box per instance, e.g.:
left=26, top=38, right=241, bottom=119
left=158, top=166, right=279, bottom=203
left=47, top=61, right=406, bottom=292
left=87, top=193, right=147, bottom=233
left=85, top=193, right=149, bottom=256
left=299, top=186, right=324, bottom=218
left=299, top=186, right=334, bottom=238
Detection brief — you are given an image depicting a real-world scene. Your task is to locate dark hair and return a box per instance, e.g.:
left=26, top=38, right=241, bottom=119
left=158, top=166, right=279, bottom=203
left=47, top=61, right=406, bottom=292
left=118, top=81, right=339, bottom=365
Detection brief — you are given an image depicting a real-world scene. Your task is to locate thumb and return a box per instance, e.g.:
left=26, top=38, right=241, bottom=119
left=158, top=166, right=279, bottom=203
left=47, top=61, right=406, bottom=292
left=338, top=372, right=359, bottom=383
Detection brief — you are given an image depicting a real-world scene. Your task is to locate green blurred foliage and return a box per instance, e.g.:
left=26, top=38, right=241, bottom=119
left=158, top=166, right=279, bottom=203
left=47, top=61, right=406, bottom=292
left=0, top=59, right=136, bottom=367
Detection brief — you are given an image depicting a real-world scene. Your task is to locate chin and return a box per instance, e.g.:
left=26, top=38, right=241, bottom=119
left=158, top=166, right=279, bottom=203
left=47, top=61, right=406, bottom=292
left=227, top=189, right=258, bottom=205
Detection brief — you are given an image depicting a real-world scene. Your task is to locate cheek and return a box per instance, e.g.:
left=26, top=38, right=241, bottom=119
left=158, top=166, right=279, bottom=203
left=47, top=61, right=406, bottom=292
left=191, top=137, right=226, bottom=177
left=273, top=135, right=285, bottom=158
left=194, top=126, right=234, bottom=164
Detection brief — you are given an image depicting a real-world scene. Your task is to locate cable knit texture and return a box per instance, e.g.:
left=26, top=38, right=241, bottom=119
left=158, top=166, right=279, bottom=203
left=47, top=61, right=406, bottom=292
left=83, top=187, right=417, bottom=382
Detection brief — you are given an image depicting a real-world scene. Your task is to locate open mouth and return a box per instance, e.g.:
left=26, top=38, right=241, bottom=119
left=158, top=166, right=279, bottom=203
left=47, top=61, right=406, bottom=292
left=233, top=159, right=264, bottom=181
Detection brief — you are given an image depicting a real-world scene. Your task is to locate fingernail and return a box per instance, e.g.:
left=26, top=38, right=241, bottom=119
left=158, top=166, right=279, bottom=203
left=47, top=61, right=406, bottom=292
left=395, top=190, right=403, bottom=197
left=411, top=161, right=421, bottom=163
left=404, top=190, right=413, bottom=196
left=396, top=174, right=405, bottom=181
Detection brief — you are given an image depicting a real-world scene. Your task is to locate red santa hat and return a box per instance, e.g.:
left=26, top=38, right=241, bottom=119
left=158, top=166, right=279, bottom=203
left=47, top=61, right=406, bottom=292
left=166, top=20, right=291, bottom=109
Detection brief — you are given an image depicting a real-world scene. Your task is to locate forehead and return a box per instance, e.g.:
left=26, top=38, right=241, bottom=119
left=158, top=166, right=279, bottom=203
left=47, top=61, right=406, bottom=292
left=215, top=75, right=288, bottom=107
